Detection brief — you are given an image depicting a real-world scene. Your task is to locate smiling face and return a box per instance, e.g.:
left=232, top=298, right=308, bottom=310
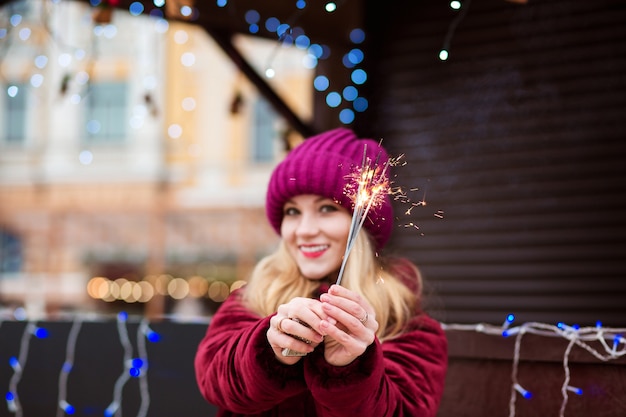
left=280, top=194, right=351, bottom=281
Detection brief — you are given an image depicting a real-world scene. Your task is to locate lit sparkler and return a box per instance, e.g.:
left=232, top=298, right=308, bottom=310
left=336, top=145, right=391, bottom=286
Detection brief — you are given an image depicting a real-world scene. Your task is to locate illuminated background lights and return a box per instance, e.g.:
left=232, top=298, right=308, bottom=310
left=180, top=52, right=196, bottom=67
left=245, top=9, right=260, bottom=33
left=302, top=54, right=317, bottom=69
left=30, top=74, right=44, bottom=88
left=351, top=68, right=367, bottom=85
left=265, top=17, right=280, bottom=33
left=276, top=23, right=290, bottom=39
left=439, top=49, right=449, bottom=61
left=348, top=48, right=364, bottom=65
left=13, top=307, right=26, bottom=321
left=265, top=68, right=275, bottom=78
left=7, top=85, right=19, bottom=98
left=342, top=86, right=358, bottom=101
left=102, top=25, right=118, bottom=39
left=149, top=8, right=164, bottom=18
left=181, top=97, right=196, bottom=111
left=350, top=28, right=365, bottom=44
left=313, top=75, right=329, bottom=91
left=154, top=17, right=168, bottom=32
left=34, top=55, right=48, bottom=69
left=58, top=53, right=72, bottom=67
left=353, top=96, right=368, bottom=112
left=18, top=27, right=30, bottom=41
left=296, top=0, right=306, bottom=9
left=168, top=124, right=183, bottom=139
left=217, top=0, right=228, bottom=7
left=325, top=2, right=337, bottom=13
left=86, top=274, right=248, bottom=303
left=325, top=91, right=341, bottom=107
left=339, top=108, right=355, bottom=124
left=244, top=9, right=259, bottom=24
left=153, top=0, right=165, bottom=7
left=295, top=34, right=310, bottom=49
left=86, top=120, right=101, bottom=135
left=308, top=44, right=323, bottom=59
left=129, top=2, right=144, bottom=16
left=174, top=29, right=189, bottom=44
left=450, top=1, right=462, bottom=10
left=180, top=5, right=194, bottom=18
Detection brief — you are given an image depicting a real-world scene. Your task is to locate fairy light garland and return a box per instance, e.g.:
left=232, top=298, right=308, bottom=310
left=441, top=318, right=626, bottom=417
left=0, top=308, right=622, bottom=416
left=135, top=319, right=153, bottom=417
left=6, top=322, right=49, bottom=417
left=104, top=311, right=134, bottom=417
left=56, top=317, right=83, bottom=417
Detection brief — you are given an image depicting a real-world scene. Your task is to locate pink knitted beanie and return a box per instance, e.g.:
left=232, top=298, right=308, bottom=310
left=265, top=127, right=393, bottom=249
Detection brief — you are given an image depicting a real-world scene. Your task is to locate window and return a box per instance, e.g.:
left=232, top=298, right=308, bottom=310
left=0, top=229, right=22, bottom=273
left=251, top=97, right=278, bottom=163
left=84, top=81, right=128, bottom=143
left=1, top=83, right=28, bottom=145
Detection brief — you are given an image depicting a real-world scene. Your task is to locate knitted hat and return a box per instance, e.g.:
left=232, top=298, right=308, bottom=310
left=266, top=127, right=394, bottom=249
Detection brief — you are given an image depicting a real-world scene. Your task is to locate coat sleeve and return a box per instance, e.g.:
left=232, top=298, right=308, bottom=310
left=194, top=290, right=307, bottom=413
left=303, top=314, right=448, bottom=417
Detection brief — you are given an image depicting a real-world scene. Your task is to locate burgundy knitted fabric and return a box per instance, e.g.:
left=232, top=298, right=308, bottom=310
left=265, top=127, right=394, bottom=249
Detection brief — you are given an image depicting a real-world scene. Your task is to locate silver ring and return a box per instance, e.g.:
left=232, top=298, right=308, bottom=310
left=359, top=312, right=368, bottom=324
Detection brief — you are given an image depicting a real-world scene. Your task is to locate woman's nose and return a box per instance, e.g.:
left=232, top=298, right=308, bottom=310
left=296, top=213, right=319, bottom=236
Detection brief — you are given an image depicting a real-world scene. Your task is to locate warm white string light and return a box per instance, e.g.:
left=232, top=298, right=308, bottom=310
left=105, top=312, right=134, bottom=417
left=441, top=320, right=626, bottom=417
left=6, top=322, right=48, bottom=417
left=0, top=309, right=193, bottom=416
left=136, top=319, right=153, bottom=417
left=56, top=318, right=83, bottom=417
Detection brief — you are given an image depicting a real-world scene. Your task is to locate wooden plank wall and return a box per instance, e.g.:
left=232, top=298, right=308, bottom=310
left=359, top=0, right=626, bottom=326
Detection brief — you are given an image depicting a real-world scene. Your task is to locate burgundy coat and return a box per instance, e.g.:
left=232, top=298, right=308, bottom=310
left=194, top=290, right=447, bottom=417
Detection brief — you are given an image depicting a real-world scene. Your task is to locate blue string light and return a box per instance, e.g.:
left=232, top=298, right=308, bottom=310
left=146, top=328, right=161, bottom=343
left=34, top=327, right=49, bottom=338
left=514, top=383, right=532, bottom=399
left=59, top=400, right=75, bottom=415
left=566, top=386, right=583, bottom=395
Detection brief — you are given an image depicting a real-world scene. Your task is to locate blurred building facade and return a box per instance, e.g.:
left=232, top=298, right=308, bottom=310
left=0, top=1, right=313, bottom=318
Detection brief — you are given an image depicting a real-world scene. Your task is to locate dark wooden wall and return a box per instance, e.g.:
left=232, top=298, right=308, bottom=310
left=358, top=0, right=626, bottom=327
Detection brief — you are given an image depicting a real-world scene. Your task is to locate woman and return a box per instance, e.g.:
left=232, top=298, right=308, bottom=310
left=194, top=128, right=448, bottom=417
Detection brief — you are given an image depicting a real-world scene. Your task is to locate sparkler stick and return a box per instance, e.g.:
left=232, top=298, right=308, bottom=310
left=336, top=145, right=390, bottom=286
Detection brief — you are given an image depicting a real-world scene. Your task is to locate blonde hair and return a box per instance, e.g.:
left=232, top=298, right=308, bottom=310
left=243, top=232, right=422, bottom=341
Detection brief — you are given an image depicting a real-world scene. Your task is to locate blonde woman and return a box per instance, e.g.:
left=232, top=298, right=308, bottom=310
left=195, top=128, right=447, bottom=417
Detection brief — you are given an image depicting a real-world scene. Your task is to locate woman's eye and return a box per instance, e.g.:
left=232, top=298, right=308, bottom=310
left=284, top=207, right=300, bottom=216
left=320, top=204, right=338, bottom=213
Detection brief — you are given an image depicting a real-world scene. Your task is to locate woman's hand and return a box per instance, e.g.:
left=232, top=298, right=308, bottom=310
left=267, top=297, right=326, bottom=364
left=318, top=284, right=379, bottom=366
